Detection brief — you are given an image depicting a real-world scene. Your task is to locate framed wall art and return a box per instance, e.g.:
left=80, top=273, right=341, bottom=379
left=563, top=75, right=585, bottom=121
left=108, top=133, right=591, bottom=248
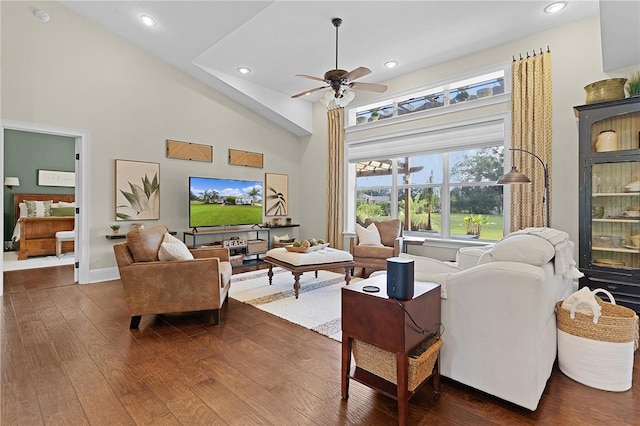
left=265, top=173, right=288, bottom=216
left=37, top=169, right=75, bottom=187
left=115, top=159, right=160, bottom=221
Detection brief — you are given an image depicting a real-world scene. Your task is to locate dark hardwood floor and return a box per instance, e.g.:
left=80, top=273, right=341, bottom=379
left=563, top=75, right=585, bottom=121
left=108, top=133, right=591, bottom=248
left=2, top=265, right=638, bottom=425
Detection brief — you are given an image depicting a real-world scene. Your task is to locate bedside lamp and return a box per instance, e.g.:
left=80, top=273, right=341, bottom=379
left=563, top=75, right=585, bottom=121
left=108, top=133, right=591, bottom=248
left=4, top=177, right=20, bottom=190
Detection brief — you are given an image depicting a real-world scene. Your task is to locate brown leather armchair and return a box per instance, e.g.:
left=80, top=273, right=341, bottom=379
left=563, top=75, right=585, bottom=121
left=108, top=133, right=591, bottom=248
left=349, top=218, right=403, bottom=277
left=113, top=225, right=232, bottom=329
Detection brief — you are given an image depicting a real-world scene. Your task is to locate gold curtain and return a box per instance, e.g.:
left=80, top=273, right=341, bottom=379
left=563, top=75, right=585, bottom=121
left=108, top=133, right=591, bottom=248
left=326, top=107, right=345, bottom=249
left=510, top=51, right=552, bottom=231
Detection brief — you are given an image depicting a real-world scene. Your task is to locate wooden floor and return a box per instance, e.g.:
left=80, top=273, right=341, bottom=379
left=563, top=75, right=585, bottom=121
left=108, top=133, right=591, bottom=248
left=2, top=265, right=638, bottom=425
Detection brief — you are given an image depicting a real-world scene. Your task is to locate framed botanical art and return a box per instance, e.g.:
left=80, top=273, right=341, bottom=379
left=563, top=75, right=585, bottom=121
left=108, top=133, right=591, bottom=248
left=115, top=159, right=160, bottom=221
left=265, top=173, right=288, bottom=216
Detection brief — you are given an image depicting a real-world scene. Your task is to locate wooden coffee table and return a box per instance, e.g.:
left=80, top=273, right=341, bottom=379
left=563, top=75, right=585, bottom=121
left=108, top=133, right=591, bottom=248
left=263, top=247, right=355, bottom=299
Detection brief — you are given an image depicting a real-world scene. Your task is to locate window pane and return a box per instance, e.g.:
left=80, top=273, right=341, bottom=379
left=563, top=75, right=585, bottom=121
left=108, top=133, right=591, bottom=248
left=449, top=147, right=504, bottom=183
left=356, top=189, right=392, bottom=223
left=399, top=187, right=442, bottom=233
left=397, top=154, right=443, bottom=185
left=449, top=185, right=503, bottom=241
left=356, top=160, right=394, bottom=187
left=398, top=92, right=444, bottom=115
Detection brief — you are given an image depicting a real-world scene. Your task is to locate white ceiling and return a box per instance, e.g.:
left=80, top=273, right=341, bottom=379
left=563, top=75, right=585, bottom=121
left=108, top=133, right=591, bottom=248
left=57, top=1, right=600, bottom=136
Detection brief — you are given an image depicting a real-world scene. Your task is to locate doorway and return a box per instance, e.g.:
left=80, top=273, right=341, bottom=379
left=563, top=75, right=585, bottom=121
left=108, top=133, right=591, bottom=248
left=1, top=119, right=90, bottom=296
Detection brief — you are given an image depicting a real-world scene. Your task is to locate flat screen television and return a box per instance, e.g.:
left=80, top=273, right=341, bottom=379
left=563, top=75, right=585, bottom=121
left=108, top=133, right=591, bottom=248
left=189, top=176, right=263, bottom=229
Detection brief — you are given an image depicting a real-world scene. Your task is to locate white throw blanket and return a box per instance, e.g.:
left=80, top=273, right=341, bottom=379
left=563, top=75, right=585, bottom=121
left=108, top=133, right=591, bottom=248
left=507, top=227, right=584, bottom=280
left=561, top=286, right=601, bottom=318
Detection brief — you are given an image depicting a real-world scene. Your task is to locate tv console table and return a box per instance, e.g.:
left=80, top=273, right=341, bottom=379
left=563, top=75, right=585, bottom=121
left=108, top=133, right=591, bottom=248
left=182, top=225, right=300, bottom=265
left=182, top=224, right=299, bottom=248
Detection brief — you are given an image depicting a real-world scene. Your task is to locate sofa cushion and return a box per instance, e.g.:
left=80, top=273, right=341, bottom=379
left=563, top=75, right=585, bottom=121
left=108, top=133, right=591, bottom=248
left=219, top=261, right=232, bottom=288
left=399, top=252, right=462, bottom=274
left=352, top=245, right=394, bottom=259
left=126, top=225, right=167, bottom=262
left=478, top=234, right=554, bottom=266
left=455, top=246, right=493, bottom=269
left=356, top=223, right=383, bottom=246
left=365, top=218, right=401, bottom=247
left=158, top=233, right=194, bottom=261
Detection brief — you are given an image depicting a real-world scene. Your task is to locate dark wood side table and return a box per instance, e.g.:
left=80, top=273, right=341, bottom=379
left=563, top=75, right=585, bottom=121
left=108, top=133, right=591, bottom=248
left=341, top=275, right=441, bottom=426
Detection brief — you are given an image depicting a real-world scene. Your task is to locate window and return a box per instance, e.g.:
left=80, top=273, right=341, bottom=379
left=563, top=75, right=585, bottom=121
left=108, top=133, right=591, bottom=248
left=347, top=64, right=511, bottom=242
left=355, top=146, right=504, bottom=241
left=348, top=69, right=506, bottom=127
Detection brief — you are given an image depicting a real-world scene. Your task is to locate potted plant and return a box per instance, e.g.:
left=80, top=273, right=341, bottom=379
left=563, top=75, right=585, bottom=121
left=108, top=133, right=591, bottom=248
left=454, top=90, right=470, bottom=103
left=369, top=110, right=380, bottom=121
left=627, top=70, right=640, bottom=97
left=109, top=223, right=121, bottom=235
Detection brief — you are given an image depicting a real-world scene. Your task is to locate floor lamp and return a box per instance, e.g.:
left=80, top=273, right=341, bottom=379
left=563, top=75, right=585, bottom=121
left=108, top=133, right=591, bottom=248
left=497, top=148, right=549, bottom=227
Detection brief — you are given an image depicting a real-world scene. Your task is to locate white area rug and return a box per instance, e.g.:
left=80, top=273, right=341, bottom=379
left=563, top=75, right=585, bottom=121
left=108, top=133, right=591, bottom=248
left=230, top=267, right=361, bottom=341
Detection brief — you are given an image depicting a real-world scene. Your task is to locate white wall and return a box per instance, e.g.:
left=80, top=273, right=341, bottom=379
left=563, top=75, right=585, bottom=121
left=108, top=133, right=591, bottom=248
left=2, top=1, right=632, bottom=278
left=302, top=16, right=623, bottom=253
left=1, top=1, right=301, bottom=275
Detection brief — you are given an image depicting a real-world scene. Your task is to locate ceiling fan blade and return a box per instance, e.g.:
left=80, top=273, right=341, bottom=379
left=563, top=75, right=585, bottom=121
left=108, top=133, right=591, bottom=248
left=349, top=81, right=388, bottom=93
left=291, top=86, right=328, bottom=99
left=342, top=66, right=371, bottom=82
left=295, top=74, right=326, bottom=83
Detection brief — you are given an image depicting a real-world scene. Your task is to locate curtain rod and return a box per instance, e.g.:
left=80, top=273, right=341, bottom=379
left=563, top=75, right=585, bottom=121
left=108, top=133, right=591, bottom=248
left=512, top=46, right=551, bottom=62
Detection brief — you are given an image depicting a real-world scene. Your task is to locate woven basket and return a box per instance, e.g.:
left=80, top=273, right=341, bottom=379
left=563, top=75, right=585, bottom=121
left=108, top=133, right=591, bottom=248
left=247, top=239, right=268, bottom=254
left=353, top=336, right=442, bottom=391
left=556, top=289, right=639, bottom=391
left=229, top=254, right=244, bottom=266
left=555, top=289, right=638, bottom=344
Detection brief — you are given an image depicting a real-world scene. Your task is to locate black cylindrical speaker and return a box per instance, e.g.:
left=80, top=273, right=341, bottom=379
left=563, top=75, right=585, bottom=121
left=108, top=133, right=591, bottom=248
left=386, top=257, right=414, bottom=300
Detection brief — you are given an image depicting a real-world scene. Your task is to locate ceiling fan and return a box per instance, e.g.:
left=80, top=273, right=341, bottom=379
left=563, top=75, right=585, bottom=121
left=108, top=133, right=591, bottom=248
left=291, top=17, right=388, bottom=100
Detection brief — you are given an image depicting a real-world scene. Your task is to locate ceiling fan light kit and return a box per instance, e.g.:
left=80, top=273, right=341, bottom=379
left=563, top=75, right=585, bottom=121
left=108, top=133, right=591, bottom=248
left=292, top=17, right=387, bottom=105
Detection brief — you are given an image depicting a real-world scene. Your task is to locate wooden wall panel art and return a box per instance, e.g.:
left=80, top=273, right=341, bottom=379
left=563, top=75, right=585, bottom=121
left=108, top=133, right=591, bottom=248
left=228, top=149, right=264, bottom=168
left=166, top=139, right=213, bottom=162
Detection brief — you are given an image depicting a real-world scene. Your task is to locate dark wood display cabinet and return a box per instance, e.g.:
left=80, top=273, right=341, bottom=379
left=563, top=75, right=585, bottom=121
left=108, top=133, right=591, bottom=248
left=575, top=97, right=640, bottom=313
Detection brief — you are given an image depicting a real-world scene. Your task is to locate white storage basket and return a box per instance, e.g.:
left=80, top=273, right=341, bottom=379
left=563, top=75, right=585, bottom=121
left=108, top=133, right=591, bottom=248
left=556, top=289, right=638, bottom=391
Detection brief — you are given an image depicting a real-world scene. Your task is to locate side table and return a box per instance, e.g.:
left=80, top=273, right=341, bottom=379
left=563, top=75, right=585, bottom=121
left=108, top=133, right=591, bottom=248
left=341, top=275, right=441, bottom=426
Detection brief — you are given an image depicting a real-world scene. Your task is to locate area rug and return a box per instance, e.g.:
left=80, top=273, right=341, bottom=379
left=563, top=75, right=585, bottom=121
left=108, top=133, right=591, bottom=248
left=229, top=267, right=361, bottom=341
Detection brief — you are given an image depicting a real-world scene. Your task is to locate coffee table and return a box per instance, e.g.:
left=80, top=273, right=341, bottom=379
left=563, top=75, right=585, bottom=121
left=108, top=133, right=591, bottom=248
left=263, top=247, right=355, bottom=299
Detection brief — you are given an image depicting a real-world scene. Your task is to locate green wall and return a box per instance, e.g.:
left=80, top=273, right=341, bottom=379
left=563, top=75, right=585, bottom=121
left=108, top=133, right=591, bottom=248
left=3, top=129, right=75, bottom=240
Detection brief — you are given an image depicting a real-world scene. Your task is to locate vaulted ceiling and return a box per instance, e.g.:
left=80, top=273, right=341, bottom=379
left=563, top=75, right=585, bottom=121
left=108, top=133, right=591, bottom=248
left=58, top=1, right=602, bottom=136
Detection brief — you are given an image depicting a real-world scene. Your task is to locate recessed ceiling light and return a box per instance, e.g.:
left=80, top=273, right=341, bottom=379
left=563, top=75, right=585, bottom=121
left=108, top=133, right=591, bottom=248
left=34, top=9, right=50, bottom=22
left=544, top=2, right=567, bottom=14
left=237, top=67, right=251, bottom=74
left=140, top=15, right=157, bottom=27
left=384, top=61, right=398, bottom=69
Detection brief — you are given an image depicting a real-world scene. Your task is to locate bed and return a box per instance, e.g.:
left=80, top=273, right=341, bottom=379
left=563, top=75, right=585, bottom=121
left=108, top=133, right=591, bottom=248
left=13, top=193, right=75, bottom=260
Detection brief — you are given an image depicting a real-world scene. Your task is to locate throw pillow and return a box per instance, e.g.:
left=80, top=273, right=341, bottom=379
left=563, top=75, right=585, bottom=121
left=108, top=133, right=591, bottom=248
left=158, top=232, right=194, bottom=261
left=50, top=207, right=76, bottom=217
left=18, top=202, right=27, bottom=218
left=58, top=201, right=75, bottom=208
left=478, top=234, right=554, bottom=266
left=355, top=223, right=383, bottom=246
left=24, top=200, right=52, bottom=217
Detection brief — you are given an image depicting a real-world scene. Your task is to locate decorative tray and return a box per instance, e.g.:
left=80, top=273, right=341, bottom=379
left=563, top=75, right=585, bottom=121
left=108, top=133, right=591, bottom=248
left=285, top=243, right=330, bottom=253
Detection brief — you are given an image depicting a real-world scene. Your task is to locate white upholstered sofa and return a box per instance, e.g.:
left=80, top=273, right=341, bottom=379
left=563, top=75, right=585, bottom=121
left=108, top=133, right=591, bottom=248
left=364, top=230, right=579, bottom=410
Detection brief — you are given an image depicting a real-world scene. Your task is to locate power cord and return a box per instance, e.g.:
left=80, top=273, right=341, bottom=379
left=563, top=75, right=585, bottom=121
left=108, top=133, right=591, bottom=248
left=394, top=299, right=444, bottom=338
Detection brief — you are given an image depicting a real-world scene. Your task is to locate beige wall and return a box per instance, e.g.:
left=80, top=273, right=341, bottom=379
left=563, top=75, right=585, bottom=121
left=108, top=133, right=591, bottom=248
left=302, top=16, right=620, bottom=254
left=1, top=1, right=302, bottom=272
